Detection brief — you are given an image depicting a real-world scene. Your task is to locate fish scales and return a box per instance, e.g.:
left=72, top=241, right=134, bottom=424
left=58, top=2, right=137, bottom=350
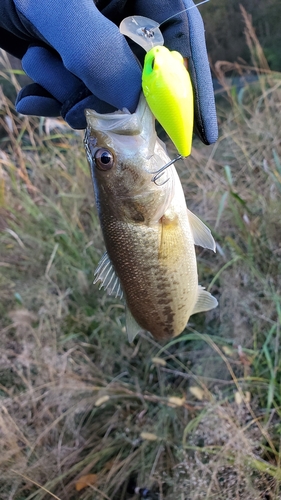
left=98, top=197, right=197, bottom=340
left=85, top=95, right=217, bottom=342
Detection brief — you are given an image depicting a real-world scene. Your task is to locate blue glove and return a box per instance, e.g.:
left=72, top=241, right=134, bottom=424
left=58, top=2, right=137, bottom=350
left=0, top=0, right=218, bottom=145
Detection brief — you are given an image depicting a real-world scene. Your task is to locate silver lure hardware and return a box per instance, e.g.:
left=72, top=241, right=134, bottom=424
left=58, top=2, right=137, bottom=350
left=141, top=27, right=154, bottom=38
left=150, top=155, right=182, bottom=186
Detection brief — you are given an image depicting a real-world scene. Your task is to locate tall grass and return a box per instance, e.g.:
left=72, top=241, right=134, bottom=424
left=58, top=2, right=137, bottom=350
left=0, top=13, right=281, bottom=499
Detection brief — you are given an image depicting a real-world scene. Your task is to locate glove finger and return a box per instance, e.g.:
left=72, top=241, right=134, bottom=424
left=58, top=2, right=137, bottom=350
left=62, top=94, right=115, bottom=129
left=16, top=83, right=61, bottom=116
left=181, top=0, right=218, bottom=145
left=159, top=0, right=218, bottom=145
left=15, top=81, right=115, bottom=128
left=16, top=0, right=142, bottom=112
left=22, top=46, right=84, bottom=104
left=21, top=46, right=117, bottom=127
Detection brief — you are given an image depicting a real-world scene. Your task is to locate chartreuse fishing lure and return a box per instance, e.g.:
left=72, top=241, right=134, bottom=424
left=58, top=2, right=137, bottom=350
left=120, top=14, right=194, bottom=157
left=142, top=45, right=193, bottom=157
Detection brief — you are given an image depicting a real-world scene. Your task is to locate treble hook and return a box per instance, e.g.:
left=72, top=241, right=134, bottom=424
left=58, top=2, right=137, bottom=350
left=150, top=155, right=182, bottom=186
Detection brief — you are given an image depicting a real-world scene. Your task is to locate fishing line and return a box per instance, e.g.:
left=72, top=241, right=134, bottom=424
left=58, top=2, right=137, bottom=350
left=120, top=0, right=211, bottom=47
left=158, top=0, right=210, bottom=28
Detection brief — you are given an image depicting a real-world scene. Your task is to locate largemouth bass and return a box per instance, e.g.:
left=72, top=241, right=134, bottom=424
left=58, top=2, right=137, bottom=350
left=84, top=95, right=217, bottom=342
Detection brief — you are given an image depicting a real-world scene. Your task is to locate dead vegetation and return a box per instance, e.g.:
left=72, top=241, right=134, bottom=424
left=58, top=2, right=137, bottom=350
left=0, top=13, right=281, bottom=500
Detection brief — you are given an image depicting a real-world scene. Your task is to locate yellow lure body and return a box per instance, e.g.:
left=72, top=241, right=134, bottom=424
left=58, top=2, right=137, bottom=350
left=142, top=45, right=194, bottom=157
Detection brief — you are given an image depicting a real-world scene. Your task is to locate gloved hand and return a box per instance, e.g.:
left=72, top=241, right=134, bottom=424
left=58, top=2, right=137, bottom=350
left=0, top=0, right=218, bottom=144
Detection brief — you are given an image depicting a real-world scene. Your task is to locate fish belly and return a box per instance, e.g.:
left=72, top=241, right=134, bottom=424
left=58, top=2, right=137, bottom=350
left=101, top=210, right=198, bottom=341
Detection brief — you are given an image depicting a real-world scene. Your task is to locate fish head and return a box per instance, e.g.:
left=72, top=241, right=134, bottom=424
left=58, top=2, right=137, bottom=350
left=84, top=95, right=176, bottom=224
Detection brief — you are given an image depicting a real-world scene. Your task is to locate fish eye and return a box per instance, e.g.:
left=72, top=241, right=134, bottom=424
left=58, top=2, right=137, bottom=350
left=94, top=148, right=114, bottom=171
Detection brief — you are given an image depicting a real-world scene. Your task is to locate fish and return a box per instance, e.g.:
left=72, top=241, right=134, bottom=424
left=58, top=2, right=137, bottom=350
left=84, top=94, right=217, bottom=342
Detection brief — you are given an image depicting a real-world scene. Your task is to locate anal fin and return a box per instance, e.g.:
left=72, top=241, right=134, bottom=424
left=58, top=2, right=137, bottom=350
left=187, top=209, right=216, bottom=252
left=94, top=252, right=123, bottom=299
left=126, top=307, right=143, bottom=343
left=191, top=285, right=218, bottom=316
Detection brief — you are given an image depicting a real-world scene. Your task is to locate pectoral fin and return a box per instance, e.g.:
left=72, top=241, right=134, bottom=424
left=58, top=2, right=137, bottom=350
left=187, top=209, right=216, bottom=252
left=126, top=307, right=143, bottom=343
left=94, top=252, right=123, bottom=299
left=191, top=286, right=218, bottom=315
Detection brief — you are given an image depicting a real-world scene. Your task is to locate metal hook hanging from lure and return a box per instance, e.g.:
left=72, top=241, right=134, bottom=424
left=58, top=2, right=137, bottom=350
left=151, top=155, right=182, bottom=186
left=120, top=13, right=194, bottom=161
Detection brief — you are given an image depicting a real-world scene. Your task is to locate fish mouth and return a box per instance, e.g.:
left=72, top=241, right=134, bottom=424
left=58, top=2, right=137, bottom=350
left=85, top=94, right=174, bottom=181
left=85, top=93, right=154, bottom=140
left=85, top=95, right=157, bottom=162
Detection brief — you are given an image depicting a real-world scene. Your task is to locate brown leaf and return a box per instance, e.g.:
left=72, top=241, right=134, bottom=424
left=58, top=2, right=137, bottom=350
left=8, top=309, right=37, bottom=325
left=75, top=474, right=98, bottom=491
left=235, top=391, right=251, bottom=405
left=237, top=345, right=252, bottom=366
left=168, top=396, right=185, bottom=407
left=95, top=395, right=110, bottom=407
left=140, top=432, right=158, bottom=441
left=222, top=345, right=234, bottom=356
left=189, top=386, right=205, bottom=401
left=151, top=357, right=166, bottom=367
left=103, top=458, right=117, bottom=472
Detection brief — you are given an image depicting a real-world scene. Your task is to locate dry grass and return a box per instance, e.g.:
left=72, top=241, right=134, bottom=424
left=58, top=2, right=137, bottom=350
left=0, top=16, right=281, bottom=499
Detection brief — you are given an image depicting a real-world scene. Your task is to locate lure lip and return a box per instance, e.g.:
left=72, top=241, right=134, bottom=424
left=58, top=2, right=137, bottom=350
left=119, top=15, right=164, bottom=52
